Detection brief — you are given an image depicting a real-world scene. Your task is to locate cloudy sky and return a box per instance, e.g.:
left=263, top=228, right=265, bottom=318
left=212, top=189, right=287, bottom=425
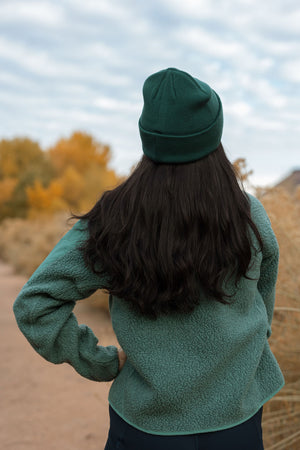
left=0, top=0, right=299, bottom=186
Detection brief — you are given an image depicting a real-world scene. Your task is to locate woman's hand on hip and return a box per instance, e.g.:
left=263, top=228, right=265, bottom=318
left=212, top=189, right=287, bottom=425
left=117, top=347, right=127, bottom=372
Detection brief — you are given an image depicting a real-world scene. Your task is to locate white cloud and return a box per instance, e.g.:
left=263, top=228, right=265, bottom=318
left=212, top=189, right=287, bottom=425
left=259, top=7, right=300, bottom=35
left=162, top=0, right=215, bottom=20
left=280, top=60, right=300, bottom=83
left=250, top=173, right=282, bottom=188
left=0, top=0, right=299, bottom=184
left=0, top=37, right=74, bottom=77
left=94, top=97, right=141, bottom=113
left=65, top=0, right=132, bottom=21
left=80, top=42, right=119, bottom=62
left=246, top=117, right=287, bottom=132
left=225, top=102, right=252, bottom=118
left=0, top=36, right=132, bottom=86
left=162, top=0, right=300, bottom=37
left=0, top=72, right=36, bottom=89
left=238, top=75, right=288, bottom=109
left=0, top=1, right=65, bottom=27
left=173, top=27, right=246, bottom=60
left=64, top=0, right=151, bottom=37
left=246, top=35, right=299, bottom=58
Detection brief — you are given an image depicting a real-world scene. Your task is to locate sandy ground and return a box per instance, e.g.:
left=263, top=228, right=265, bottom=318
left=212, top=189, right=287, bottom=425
left=1, top=260, right=120, bottom=450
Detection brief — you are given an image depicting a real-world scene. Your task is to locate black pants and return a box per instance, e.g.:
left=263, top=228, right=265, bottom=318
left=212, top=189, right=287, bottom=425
left=104, top=404, right=264, bottom=450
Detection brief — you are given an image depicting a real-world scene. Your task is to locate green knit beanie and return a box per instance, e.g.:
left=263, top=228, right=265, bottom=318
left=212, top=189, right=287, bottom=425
left=138, top=67, right=223, bottom=163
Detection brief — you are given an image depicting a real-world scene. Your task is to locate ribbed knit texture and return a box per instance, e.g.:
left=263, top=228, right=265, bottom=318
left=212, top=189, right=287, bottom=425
left=139, top=68, right=223, bottom=163
left=13, top=193, right=285, bottom=435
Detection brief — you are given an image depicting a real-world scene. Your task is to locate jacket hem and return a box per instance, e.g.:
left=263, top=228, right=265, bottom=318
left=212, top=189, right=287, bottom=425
left=108, top=380, right=285, bottom=436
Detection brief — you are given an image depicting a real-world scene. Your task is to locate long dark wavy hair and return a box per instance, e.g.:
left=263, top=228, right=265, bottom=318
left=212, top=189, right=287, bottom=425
left=69, top=143, right=263, bottom=319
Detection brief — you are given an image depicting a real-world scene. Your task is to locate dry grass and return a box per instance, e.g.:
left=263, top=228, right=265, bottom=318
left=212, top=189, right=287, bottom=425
left=0, top=211, right=110, bottom=309
left=255, top=186, right=300, bottom=449
left=0, top=211, right=70, bottom=275
left=1, top=187, right=299, bottom=448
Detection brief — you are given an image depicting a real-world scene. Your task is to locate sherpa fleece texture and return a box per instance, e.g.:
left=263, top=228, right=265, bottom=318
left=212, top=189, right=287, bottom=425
left=13, top=192, right=285, bottom=435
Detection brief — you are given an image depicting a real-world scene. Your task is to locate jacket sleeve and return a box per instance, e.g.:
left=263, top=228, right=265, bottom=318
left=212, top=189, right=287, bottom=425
left=248, top=193, right=280, bottom=339
left=257, top=241, right=279, bottom=339
left=13, top=218, right=120, bottom=382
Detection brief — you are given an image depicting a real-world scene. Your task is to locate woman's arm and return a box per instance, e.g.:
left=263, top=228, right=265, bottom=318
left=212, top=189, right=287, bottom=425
left=248, top=193, right=280, bottom=339
left=257, top=243, right=279, bottom=339
left=13, top=219, right=120, bottom=382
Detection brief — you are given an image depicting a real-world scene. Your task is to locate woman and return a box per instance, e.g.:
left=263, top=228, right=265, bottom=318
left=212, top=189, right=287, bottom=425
left=13, top=68, right=285, bottom=449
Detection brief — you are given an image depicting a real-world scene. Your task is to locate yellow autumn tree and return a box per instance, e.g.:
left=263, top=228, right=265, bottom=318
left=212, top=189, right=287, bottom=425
left=48, top=131, right=111, bottom=175
left=26, top=180, right=67, bottom=218
left=0, top=178, right=18, bottom=205
left=0, top=137, right=44, bottom=178
left=79, top=164, right=120, bottom=212
left=0, top=137, right=55, bottom=220
left=47, top=130, right=121, bottom=213
left=0, top=132, right=122, bottom=220
left=54, top=166, right=85, bottom=209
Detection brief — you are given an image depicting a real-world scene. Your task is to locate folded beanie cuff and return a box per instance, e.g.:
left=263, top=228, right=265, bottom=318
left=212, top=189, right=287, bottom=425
left=139, top=93, right=223, bottom=164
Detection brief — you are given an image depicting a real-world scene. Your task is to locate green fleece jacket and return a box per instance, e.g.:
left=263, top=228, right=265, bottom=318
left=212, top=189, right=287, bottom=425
left=13, top=193, right=285, bottom=435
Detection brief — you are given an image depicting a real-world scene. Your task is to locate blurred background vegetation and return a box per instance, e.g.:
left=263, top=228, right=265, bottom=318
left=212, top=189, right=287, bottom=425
left=0, top=131, right=124, bottom=220
left=0, top=133, right=299, bottom=449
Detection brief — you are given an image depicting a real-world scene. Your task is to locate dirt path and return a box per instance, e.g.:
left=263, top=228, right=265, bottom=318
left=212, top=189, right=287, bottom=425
left=1, top=260, right=119, bottom=450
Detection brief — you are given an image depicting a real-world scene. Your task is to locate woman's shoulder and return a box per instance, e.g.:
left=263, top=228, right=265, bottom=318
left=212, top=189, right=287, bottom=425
left=245, top=191, right=274, bottom=227
left=245, top=192, right=268, bottom=216
left=244, top=191, right=279, bottom=256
